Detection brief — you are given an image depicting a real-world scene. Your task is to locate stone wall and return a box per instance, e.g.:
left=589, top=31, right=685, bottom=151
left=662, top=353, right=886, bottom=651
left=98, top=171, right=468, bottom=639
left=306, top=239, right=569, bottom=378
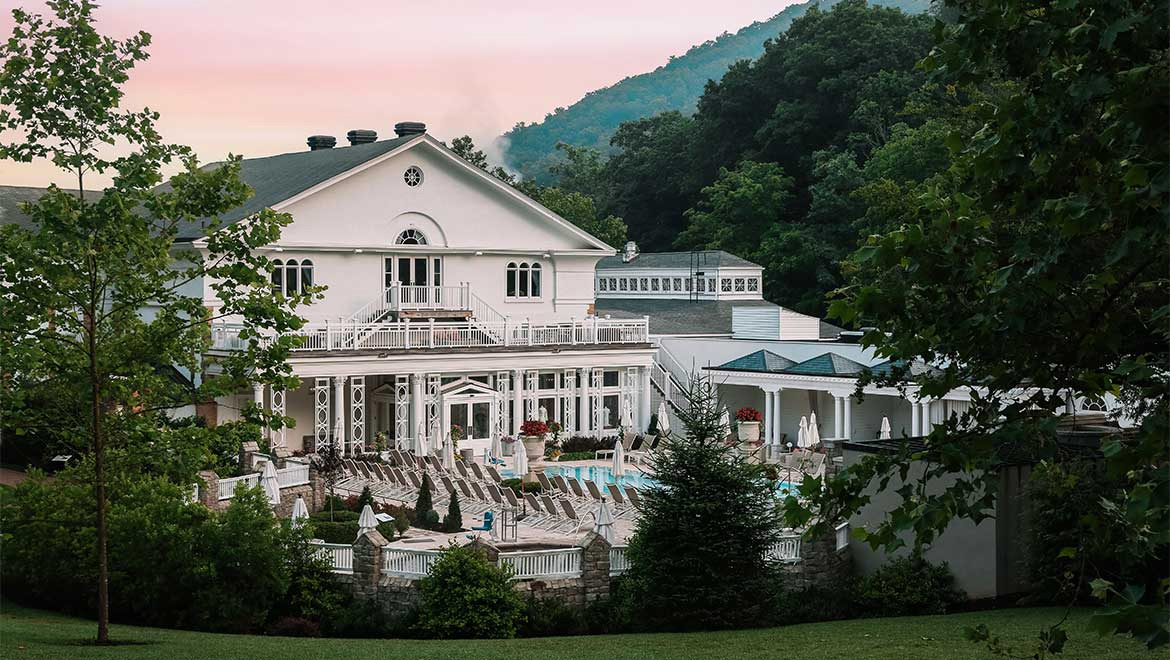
left=195, top=464, right=325, bottom=515
left=780, top=525, right=852, bottom=591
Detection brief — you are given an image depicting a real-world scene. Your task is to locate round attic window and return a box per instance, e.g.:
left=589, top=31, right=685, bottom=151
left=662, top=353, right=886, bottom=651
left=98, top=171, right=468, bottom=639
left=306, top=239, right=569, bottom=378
left=404, top=165, right=424, bottom=187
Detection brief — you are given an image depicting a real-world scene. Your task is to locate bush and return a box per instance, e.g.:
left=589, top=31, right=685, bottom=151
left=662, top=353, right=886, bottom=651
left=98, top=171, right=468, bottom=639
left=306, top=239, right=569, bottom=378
left=557, top=451, right=594, bottom=462
left=322, top=598, right=402, bottom=638
left=415, top=544, right=525, bottom=639
left=443, top=492, right=463, bottom=532
left=773, top=582, right=857, bottom=624
left=267, top=616, right=321, bottom=637
left=854, top=553, right=966, bottom=617
left=309, top=520, right=396, bottom=544
left=560, top=436, right=608, bottom=454
left=356, top=486, right=375, bottom=511
left=414, top=476, right=438, bottom=529
left=519, top=594, right=585, bottom=637
left=310, top=509, right=359, bottom=523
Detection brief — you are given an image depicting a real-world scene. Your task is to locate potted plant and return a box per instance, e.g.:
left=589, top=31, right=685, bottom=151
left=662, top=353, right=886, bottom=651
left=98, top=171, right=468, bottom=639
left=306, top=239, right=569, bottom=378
left=520, top=420, right=549, bottom=461
left=450, top=425, right=473, bottom=461
left=736, top=407, right=763, bottom=442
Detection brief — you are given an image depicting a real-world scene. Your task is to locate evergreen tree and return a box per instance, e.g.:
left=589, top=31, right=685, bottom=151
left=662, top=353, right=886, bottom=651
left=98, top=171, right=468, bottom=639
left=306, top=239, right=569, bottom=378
left=443, top=491, right=463, bottom=533
left=624, top=379, right=785, bottom=630
left=357, top=486, right=375, bottom=511
left=414, top=475, right=436, bottom=528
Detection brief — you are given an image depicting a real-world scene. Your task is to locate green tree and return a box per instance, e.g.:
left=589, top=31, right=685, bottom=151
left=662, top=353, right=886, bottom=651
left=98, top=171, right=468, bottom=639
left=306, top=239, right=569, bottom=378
left=675, top=160, right=794, bottom=258
left=532, top=187, right=627, bottom=248
left=797, top=0, right=1169, bottom=651
left=443, top=491, right=463, bottom=533
left=0, top=0, right=312, bottom=641
left=625, top=379, right=784, bottom=630
left=414, top=475, right=436, bottom=528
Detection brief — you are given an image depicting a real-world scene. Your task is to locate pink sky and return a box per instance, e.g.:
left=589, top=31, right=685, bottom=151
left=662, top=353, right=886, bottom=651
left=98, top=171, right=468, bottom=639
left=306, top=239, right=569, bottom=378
left=2, top=0, right=797, bottom=188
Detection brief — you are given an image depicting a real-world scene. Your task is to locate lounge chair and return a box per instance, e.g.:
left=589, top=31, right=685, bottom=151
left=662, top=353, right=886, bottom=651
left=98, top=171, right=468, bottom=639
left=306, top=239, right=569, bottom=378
left=584, top=479, right=606, bottom=503
left=536, top=472, right=558, bottom=495
left=554, top=498, right=587, bottom=534
left=485, top=465, right=504, bottom=484
left=469, top=461, right=487, bottom=482
left=552, top=474, right=576, bottom=499
left=454, top=460, right=472, bottom=481
left=623, top=485, right=643, bottom=509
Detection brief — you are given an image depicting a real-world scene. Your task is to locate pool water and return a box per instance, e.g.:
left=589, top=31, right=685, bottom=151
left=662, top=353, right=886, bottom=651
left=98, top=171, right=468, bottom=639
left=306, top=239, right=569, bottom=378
left=544, top=464, right=659, bottom=491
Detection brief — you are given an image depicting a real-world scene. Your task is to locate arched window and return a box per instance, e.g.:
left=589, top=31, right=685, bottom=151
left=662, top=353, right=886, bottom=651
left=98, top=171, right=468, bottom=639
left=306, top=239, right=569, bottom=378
left=506, top=261, right=542, bottom=299
left=395, top=229, right=427, bottom=245
left=271, top=258, right=314, bottom=296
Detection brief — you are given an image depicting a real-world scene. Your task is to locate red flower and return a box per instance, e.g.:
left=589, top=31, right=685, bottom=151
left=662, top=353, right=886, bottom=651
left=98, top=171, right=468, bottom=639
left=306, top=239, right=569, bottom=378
left=735, top=407, right=763, bottom=422
left=520, top=420, right=549, bottom=436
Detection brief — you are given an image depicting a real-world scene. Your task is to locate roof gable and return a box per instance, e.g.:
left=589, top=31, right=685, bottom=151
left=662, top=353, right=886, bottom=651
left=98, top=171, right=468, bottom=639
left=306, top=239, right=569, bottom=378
left=716, top=349, right=797, bottom=373
left=784, top=352, right=870, bottom=377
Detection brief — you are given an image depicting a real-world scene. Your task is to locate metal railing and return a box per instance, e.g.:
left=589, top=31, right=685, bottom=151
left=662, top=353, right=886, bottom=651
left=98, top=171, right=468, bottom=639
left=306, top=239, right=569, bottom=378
left=210, top=317, right=649, bottom=353
left=383, top=548, right=443, bottom=577
left=313, top=541, right=354, bottom=573
left=499, top=548, right=583, bottom=579
left=609, top=546, right=630, bottom=576
left=388, top=284, right=470, bottom=312
left=277, top=463, right=310, bottom=487
left=765, top=534, right=803, bottom=563
left=835, top=522, right=849, bottom=551
left=217, top=473, right=260, bottom=501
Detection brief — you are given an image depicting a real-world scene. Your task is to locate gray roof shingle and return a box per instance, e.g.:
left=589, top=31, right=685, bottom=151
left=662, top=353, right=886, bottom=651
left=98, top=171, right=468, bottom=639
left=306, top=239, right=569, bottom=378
left=594, top=298, right=778, bottom=336
left=596, top=250, right=760, bottom=270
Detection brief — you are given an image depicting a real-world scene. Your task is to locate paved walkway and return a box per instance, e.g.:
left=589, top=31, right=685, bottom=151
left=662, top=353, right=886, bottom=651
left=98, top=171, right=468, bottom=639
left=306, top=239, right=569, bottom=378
left=0, top=467, right=32, bottom=487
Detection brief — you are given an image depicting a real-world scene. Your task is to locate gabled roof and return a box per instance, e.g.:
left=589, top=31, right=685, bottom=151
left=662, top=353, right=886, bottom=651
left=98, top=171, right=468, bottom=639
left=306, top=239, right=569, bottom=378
left=716, top=349, right=797, bottom=373
left=596, top=250, right=760, bottom=270
left=783, top=352, right=870, bottom=377
left=0, top=185, right=99, bottom=230
left=867, top=359, right=944, bottom=380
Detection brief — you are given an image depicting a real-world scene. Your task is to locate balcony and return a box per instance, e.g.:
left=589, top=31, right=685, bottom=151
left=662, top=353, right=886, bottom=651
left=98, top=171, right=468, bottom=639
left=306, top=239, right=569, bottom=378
left=209, top=317, right=650, bottom=354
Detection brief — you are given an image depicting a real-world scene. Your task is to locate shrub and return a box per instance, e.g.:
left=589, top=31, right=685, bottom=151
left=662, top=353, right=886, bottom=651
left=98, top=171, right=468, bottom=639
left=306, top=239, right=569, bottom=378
left=557, top=451, right=594, bottom=461
left=443, top=492, right=463, bottom=532
left=415, top=476, right=436, bottom=526
left=322, top=598, right=399, bottom=638
left=267, top=616, right=321, bottom=637
left=773, top=582, right=857, bottom=624
left=854, top=553, right=966, bottom=617
left=519, top=594, right=585, bottom=637
left=356, top=486, right=375, bottom=511
left=309, top=520, right=396, bottom=544
left=501, top=478, right=542, bottom=495
left=415, top=544, right=524, bottom=638
left=561, top=436, right=608, bottom=454
left=520, top=420, right=549, bottom=436
left=310, top=509, right=359, bottom=523
left=735, top=407, right=763, bottom=422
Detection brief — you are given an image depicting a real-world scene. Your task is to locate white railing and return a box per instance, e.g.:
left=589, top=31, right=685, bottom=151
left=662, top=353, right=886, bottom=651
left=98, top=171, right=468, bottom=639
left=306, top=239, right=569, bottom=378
left=609, top=546, right=630, bottom=576
left=499, top=548, right=583, bottom=579
left=313, top=541, right=353, bottom=573
left=277, top=463, right=310, bottom=487
left=210, top=317, right=649, bottom=353
left=217, top=473, right=261, bottom=500
left=835, top=522, right=849, bottom=551
left=383, top=548, right=443, bottom=577
left=765, top=534, right=802, bottom=563
left=389, top=284, right=470, bottom=312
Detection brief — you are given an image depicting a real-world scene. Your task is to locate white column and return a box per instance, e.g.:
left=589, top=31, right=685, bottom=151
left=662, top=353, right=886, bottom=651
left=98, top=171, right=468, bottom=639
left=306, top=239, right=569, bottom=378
left=842, top=395, right=853, bottom=441
left=833, top=395, right=844, bottom=439
left=910, top=397, right=921, bottom=437
left=763, top=388, right=774, bottom=445
left=252, top=383, right=264, bottom=411
left=920, top=399, right=932, bottom=436
left=579, top=368, right=591, bottom=435
left=512, top=368, right=523, bottom=435
left=394, top=375, right=410, bottom=448
left=411, top=373, right=424, bottom=445
left=314, top=377, right=330, bottom=452
left=270, top=387, right=286, bottom=449
left=772, top=389, right=783, bottom=446
left=333, top=377, right=346, bottom=454
left=638, top=366, right=652, bottom=433
left=350, top=376, right=365, bottom=455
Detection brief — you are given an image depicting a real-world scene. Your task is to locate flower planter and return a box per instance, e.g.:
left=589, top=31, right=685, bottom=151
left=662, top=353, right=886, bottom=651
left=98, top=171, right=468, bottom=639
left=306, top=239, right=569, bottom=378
left=459, top=448, right=474, bottom=461
left=737, top=421, right=760, bottom=442
left=521, top=434, right=545, bottom=461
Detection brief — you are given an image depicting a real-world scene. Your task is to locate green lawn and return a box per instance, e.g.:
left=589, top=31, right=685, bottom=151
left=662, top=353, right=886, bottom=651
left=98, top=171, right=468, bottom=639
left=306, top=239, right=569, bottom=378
left=0, top=601, right=1154, bottom=660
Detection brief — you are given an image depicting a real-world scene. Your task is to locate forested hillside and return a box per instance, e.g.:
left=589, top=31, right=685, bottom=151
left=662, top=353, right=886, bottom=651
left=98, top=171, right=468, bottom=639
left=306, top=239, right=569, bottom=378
left=501, top=0, right=932, bottom=182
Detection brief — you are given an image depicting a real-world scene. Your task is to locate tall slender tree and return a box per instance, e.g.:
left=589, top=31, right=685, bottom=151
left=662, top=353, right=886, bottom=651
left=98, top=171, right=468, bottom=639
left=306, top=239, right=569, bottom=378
left=0, top=0, right=314, bottom=642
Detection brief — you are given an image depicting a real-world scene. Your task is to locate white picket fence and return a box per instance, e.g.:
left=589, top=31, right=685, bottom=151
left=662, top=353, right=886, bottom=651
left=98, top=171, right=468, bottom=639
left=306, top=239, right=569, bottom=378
left=383, top=548, right=443, bottom=577
left=217, top=473, right=260, bottom=501
left=499, top=548, right=583, bottom=579
left=766, top=534, right=803, bottom=563
left=835, top=522, right=850, bottom=551
left=313, top=541, right=353, bottom=573
left=277, top=463, right=309, bottom=487
left=609, top=546, right=630, bottom=576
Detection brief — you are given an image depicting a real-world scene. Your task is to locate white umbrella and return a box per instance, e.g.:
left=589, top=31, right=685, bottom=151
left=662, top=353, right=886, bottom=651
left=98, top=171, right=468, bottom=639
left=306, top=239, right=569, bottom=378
left=490, top=433, right=503, bottom=463
left=621, top=406, right=634, bottom=432
left=797, top=416, right=810, bottom=449
left=657, top=400, right=671, bottom=436
left=357, top=503, right=377, bottom=537
left=879, top=416, right=892, bottom=440
left=719, top=406, right=731, bottom=437
left=512, top=438, right=529, bottom=477
left=808, top=412, right=821, bottom=448
left=538, top=406, right=548, bottom=423
left=612, top=439, right=626, bottom=477
left=290, top=495, right=309, bottom=528
left=594, top=497, right=616, bottom=544
left=259, top=460, right=281, bottom=504
left=414, top=420, right=427, bottom=456
left=442, top=435, right=455, bottom=470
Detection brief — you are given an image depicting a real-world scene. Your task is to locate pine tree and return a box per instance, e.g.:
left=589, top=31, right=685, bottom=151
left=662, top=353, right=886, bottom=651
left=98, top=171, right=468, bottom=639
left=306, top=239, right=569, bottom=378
left=357, top=485, right=375, bottom=511
left=444, top=491, right=463, bottom=532
left=415, top=475, right=436, bottom=528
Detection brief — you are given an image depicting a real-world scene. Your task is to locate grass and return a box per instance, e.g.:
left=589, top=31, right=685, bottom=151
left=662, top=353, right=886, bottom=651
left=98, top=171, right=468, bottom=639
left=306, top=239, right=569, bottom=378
left=0, top=601, right=1153, bottom=660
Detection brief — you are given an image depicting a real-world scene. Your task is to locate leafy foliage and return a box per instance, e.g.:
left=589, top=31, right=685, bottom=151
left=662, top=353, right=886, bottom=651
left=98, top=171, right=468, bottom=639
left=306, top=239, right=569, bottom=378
left=415, top=544, right=525, bottom=639
left=443, top=491, right=463, bottom=533
left=854, top=553, right=966, bottom=617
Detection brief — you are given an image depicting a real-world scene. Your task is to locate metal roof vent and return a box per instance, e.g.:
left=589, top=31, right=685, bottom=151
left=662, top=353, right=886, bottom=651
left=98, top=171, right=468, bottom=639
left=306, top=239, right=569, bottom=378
left=394, top=121, right=427, bottom=137
left=622, top=241, right=639, bottom=263
left=306, top=135, right=337, bottom=151
left=346, top=129, right=377, bottom=146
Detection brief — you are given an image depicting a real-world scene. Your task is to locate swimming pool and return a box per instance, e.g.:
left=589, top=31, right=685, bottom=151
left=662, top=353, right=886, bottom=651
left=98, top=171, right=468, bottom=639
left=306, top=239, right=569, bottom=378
left=544, top=464, right=659, bottom=491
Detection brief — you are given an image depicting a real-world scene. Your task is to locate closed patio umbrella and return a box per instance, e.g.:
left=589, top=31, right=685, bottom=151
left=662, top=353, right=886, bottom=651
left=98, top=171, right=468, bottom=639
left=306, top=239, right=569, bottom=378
left=290, top=495, right=309, bottom=528
left=797, top=416, right=810, bottom=449
left=357, top=503, right=377, bottom=537
left=414, top=421, right=427, bottom=456
left=490, top=433, right=503, bottom=463
left=442, top=434, right=455, bottom=470
left=513, top=438, right=529, bottom=477
left=612, top=439, right=626, bottom=477
left=657, top=401, right=671, bottom=436
left=594, top=496, right=615, bottom=544
left=880, top=416, right=892, bottom=440
left=259, top=460, right=281, bottom=505
left=719, top=406, right=731, bottom=437
left=808, top=412, right=821, bottom=448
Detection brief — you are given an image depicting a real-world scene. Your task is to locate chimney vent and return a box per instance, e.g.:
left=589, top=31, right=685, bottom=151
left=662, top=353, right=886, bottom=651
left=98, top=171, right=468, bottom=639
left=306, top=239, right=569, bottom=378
left=307, top=135, right=336, bottom=151
left=394, top=121, right=427, bottom=137
left=346, top=129, right=377, bottom=146
left=622, top=241, right=639, bottom=263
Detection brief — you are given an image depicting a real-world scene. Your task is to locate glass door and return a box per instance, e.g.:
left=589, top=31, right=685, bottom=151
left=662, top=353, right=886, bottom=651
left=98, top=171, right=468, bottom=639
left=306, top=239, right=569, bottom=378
left=384, top=256, right=442, bottom=306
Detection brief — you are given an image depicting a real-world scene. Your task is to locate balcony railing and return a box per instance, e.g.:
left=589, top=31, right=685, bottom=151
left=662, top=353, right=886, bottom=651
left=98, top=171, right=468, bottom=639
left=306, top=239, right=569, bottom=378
left=209, top=317, right=649, bottom=353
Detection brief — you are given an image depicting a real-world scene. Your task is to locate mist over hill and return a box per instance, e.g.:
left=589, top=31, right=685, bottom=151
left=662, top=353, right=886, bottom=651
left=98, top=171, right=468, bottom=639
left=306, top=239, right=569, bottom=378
left=500, top=0, right=932, bottom=182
